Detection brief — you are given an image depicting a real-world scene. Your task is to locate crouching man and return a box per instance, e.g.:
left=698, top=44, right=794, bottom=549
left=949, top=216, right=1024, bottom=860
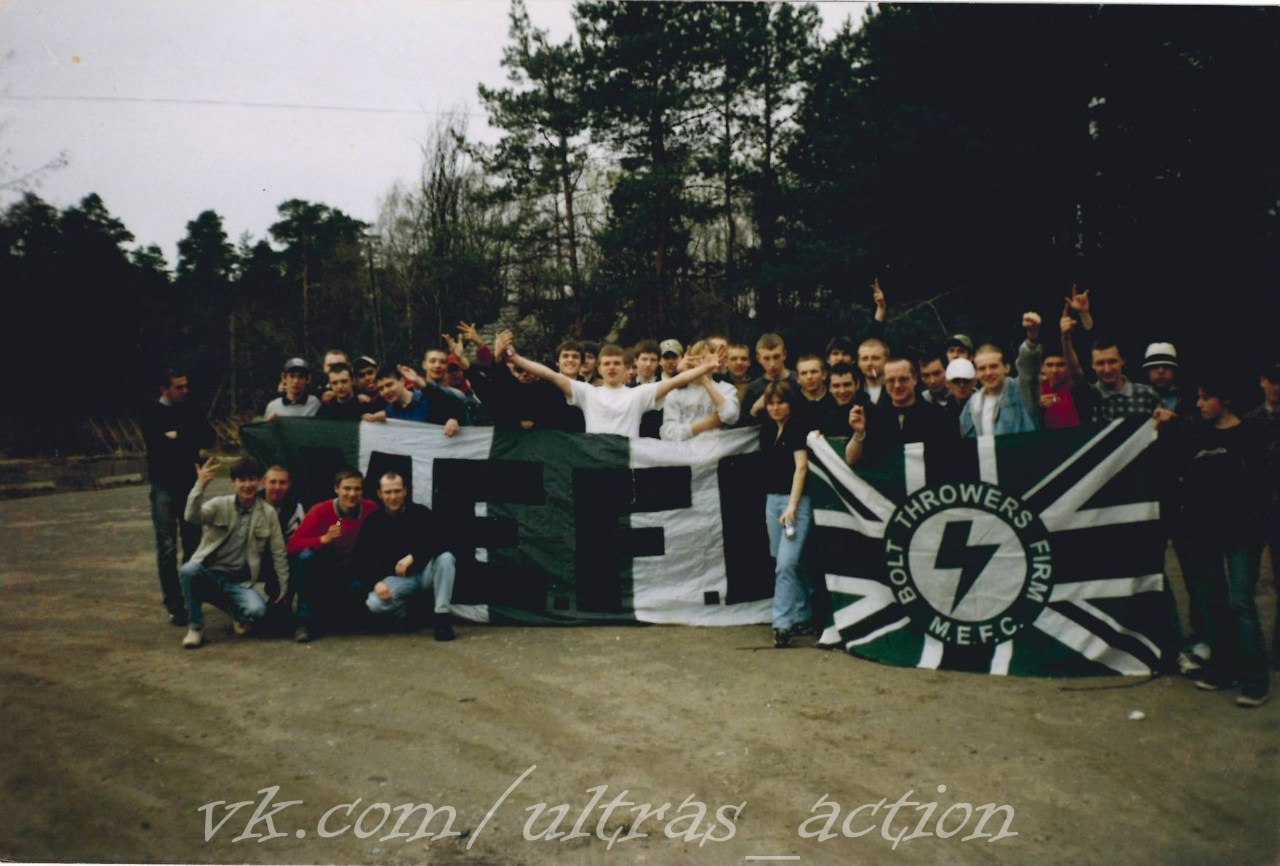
left=288, top=467, right=378, bottom=643
left=355, top=471, right=458, bottom=641
left=180, top=456, right=288, bottom=649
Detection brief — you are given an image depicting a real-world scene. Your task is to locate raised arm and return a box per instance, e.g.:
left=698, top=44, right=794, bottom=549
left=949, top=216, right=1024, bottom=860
left=1060, top=306, right=1085, bottom=383
left=184, top=456, right=219, bottom=523
left=510, top=346, right=574, bottom=398
left=843, top=404, right=868, bottom=466
left=1016, top=311, right=1044, bottom=424
left=706, top=378, right=739, bottom=426
left=655, top=353, right=722, bottom=402
left=442, top=332, right=470, bottom=372
left=1065, top=284, right=1093, bottom=332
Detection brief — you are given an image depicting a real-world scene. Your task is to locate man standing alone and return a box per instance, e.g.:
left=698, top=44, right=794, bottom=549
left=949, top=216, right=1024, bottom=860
left=140, top=367, right=214, bottom=626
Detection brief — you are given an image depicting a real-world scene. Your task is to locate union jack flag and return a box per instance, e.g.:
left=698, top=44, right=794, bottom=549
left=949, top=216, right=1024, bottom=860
left=806, top=418, right=1173, bottom=676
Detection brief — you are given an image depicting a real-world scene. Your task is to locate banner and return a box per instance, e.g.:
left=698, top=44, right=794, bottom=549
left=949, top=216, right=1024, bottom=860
left=805, top=419, right=1173, bottom=676
left=242, top=417, right=1174, bottom=676
left=240, top=419, right=774, bottom=627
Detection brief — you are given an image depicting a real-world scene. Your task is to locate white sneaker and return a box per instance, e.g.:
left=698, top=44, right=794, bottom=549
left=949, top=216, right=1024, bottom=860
left=182, top=628, right=205, bottom=649
left=1177, top=642, right=1211, bottom=676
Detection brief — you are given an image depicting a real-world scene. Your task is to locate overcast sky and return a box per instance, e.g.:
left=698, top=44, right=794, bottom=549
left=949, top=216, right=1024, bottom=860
left=0, top=0, right=863, bottom=265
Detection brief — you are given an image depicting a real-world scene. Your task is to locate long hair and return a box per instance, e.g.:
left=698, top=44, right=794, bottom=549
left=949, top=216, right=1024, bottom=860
left=763, top=379, right=799, bottom=424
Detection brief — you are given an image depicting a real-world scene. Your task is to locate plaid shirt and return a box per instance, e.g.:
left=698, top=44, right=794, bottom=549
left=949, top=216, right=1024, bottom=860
left=1090, top=378, right=1161, bottom=424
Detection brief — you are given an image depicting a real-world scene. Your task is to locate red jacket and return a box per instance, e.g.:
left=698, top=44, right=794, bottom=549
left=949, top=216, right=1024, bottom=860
left=287, top=498, right=379, bottom=564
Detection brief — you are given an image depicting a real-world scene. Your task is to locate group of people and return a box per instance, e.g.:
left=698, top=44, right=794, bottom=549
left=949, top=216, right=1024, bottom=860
left=141, top=282, right=1278, bottom=708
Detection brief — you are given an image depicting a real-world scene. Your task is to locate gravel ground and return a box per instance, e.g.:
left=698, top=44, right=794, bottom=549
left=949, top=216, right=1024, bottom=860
left=1, top=483, right=1276, bottom=865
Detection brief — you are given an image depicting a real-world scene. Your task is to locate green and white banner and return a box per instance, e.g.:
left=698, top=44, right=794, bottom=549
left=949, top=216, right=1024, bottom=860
left=805, top=419, right=1173, bottom=676
left=240, top=419, right=775, bottom=627
left=243, top=417, right=1174, bottom=676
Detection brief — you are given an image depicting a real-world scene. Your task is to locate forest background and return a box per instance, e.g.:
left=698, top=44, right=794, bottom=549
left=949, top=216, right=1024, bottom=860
left=2, top=2, right=1277, bottom=455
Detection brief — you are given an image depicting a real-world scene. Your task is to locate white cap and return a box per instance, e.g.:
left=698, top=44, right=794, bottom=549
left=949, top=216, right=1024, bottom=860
left=945, top=358, right=976, bottom=381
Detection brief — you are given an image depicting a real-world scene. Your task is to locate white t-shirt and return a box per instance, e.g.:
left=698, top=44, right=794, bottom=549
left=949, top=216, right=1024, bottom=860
left=974, top=381, right=1004, bottom=436
left=567, top=379, right=661, bottom=437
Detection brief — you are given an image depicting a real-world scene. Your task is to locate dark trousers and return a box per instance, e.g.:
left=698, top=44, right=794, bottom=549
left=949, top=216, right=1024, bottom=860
left=1180, top=537, right=1268, bottom=694
left=293, top=547, right=371, bottom=631
left=151, top=485, right=201, bottom=615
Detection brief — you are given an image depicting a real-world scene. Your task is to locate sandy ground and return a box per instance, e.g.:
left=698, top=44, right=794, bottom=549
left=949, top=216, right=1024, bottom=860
left=0, top=483, right=1276, bottom=866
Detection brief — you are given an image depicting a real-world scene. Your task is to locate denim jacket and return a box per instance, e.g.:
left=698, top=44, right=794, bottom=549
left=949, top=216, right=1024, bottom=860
left=959, top=377, right=1037, bottom=438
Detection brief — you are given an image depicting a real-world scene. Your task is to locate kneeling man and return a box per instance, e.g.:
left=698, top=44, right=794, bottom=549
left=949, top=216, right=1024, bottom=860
left=180, top=457, right=288, bottom=649
left=355, top=471, right=458, bottom=641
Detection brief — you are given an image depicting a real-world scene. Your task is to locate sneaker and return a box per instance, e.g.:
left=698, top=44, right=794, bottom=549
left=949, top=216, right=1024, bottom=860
left=1176, top=650, right=1206, bottom=676
left=293, top=623, right=313, bottom=644
left=233, top=620, right=251, bottom=637
left=773, top=628, right=792, bottom=649
left=433, top=622, right=456, bottom=642
left=181, top=628, right=205, bottom=649
left=1236, top=690, right=1270, bottom=709
left=791, top=621, right=818, bottom=637
left=1193, top=674, right=1238, bottom=692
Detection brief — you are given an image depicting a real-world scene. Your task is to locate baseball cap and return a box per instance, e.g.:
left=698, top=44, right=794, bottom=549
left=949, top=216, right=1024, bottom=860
left=945, top=358, right=976, bottom=381
left=659, top=339, right=684, bottom=357
left=353, top=355, right=378, bottom=371
left=282, top=357, right=310, bottom=374
left=946, top=334, right=974, bottom=353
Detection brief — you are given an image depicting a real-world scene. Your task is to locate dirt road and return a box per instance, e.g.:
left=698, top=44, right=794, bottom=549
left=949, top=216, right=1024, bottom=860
left=1, top=484, right=1276, bottom=865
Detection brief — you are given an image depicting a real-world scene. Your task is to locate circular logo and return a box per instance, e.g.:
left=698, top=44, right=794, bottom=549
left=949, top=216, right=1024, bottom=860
left=883, top=481, right=1052, bottom=647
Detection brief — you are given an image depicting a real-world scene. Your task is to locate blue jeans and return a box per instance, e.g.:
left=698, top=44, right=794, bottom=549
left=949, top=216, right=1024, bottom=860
left=766, top=494, right=813, bottom=631
left=366, top=552, right=457, bottom=619
left=179, top=560, right=267, bottom=631
left=1183, top=539, right=1268, bottom=694
left=151, top=485, right=202, bottom=614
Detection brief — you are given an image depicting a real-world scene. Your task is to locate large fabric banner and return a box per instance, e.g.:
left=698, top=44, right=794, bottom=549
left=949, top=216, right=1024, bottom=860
left=805, top=418, right=1172, bottom=677
left=242, top=417, right=1173, bottom=676
left=240, top=419, right=775, bottom=627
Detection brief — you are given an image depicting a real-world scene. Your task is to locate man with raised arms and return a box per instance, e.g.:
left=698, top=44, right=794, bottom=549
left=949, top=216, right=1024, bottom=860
left=510, top=340, right=723, bottom=438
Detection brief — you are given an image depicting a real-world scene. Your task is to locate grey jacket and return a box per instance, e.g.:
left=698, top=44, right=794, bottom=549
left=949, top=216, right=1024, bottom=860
left=184, top=481, right=290, bottom=593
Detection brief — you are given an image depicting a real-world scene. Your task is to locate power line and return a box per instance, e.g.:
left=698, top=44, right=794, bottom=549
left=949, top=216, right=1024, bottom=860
left=3, top=93, right=487, bottom=118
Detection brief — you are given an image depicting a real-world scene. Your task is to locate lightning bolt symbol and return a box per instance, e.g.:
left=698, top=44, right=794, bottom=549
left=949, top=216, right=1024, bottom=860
left=934, top=521, right=999, bottom=615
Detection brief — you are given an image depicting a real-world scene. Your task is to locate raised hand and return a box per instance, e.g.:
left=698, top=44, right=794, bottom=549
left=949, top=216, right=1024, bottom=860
left=1022, top=311, right=1042, bottom=341
left=457, top=322, right=483, bottom=346
left=398, top=364, right=425, bottom=388
left=1065, top=283, right=1090, bottom=314
left=493, top=329, right=512, bottom=358
left=848, top=404, right=867, bottom=435
left=194, top=455, right=218, bottom=486
left=442, top=332, right=465, bottom=358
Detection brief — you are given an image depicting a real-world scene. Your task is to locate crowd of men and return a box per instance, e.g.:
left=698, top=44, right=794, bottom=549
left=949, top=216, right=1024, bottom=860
left=141, top=283, right=1278, bottom=708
